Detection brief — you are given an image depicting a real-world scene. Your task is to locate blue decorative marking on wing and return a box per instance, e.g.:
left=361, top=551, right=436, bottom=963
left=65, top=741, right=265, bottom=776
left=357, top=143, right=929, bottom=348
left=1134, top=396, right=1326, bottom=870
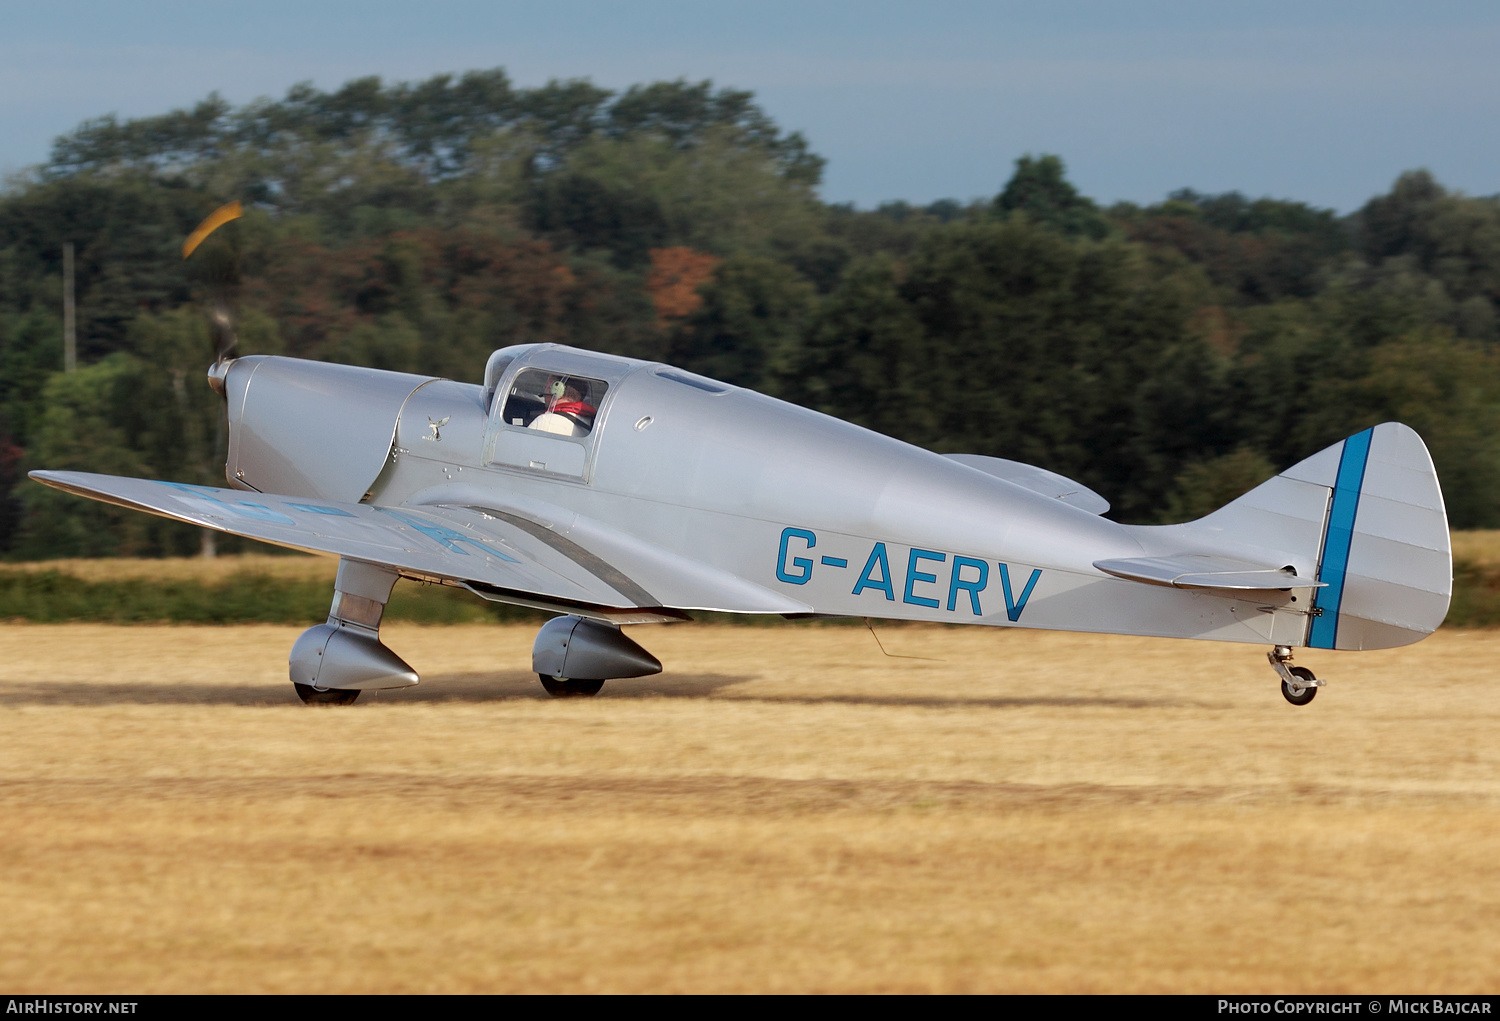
left=285, top=503, right=356, bottom=517
left=376, top=508, right=520, bottom=562
left=160, top=482, right=296, bottom=524
left=232, top=501, right=297, bottom=523
left=162, top=482, right=216, bottom=496
left=1308, top=428, right=1374, bottom=649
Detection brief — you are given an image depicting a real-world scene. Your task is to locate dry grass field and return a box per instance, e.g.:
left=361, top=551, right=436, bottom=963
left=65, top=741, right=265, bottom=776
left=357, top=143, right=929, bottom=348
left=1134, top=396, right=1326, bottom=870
left=1, top=620, right=1498, bottom=993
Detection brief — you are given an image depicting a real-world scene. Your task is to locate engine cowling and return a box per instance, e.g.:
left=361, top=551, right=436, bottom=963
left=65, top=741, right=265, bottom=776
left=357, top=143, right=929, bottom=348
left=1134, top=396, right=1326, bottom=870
left=220, top=355, right=436, bottom=501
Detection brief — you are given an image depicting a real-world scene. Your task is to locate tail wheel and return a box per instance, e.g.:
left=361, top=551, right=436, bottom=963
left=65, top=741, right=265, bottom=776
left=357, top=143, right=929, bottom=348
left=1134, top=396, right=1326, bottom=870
left=1280, top=666, right=1318, bottom=706
left=539, top=675, right=605, bottom=698
left=294, top=682, right=361, bottom=706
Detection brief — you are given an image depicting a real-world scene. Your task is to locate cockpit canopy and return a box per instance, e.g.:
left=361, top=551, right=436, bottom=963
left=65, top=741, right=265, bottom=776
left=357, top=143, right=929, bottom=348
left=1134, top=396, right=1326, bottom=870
left=479, top=344, right=645, bottom=479
left=483, top=344, right=625, bottom=441
left=500, top=368, right=608, bottom=437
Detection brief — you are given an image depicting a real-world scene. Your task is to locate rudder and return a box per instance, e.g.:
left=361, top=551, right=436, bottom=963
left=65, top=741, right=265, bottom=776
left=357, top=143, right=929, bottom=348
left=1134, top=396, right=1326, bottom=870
left=1302, top=423, right=1451, bottom=649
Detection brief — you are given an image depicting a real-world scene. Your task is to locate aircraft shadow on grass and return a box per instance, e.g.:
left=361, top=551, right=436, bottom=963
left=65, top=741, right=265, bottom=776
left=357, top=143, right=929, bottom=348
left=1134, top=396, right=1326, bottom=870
left=0, top=671, right=748, bottom=706
left=397, top=673, right=1199, bottom=709
left=0, top=671, right=1203, bottom=709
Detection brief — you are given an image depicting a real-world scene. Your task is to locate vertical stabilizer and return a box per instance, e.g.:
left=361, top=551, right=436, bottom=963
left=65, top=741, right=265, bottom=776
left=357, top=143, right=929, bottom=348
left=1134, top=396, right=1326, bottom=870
left=1144, top=423, right=1451, bottom=649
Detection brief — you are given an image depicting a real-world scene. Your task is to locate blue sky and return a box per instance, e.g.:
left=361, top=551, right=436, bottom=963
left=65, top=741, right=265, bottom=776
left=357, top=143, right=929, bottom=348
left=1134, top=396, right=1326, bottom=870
left=3, top=0, right=1497, bottom=211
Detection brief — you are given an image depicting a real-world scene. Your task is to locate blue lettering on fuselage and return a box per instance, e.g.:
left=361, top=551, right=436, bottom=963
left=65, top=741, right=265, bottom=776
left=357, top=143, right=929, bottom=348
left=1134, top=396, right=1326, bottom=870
left=903, top=548, right=945, bottom=608
left=998, top=563, right=1042, bottom=622
left=777, top=527, right=816, bottom=584
left=775, top=526, right=1042, bottom=621
left=852, top=542, right=895, bottom=600
left=948, top=556, right=989, bottom=615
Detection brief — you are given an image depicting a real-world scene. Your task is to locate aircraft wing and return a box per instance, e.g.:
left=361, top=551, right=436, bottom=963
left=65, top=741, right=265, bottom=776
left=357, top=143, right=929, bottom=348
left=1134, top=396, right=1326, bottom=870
left=29, top=470, right=805, bottom=620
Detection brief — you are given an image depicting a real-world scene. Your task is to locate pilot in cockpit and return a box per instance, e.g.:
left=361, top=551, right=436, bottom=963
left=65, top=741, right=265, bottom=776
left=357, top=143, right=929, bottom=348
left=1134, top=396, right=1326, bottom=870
left=528, top=377, right=597, bottom=437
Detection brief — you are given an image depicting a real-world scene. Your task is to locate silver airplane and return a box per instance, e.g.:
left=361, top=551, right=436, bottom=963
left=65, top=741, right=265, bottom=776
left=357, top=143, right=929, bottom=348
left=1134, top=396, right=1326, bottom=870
left=30, top=342, right=1452, bottom=706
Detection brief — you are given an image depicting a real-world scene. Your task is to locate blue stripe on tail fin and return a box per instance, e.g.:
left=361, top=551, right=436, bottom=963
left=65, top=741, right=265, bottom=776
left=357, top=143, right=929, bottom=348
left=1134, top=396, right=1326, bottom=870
left=1307, top=428, right=1373, bottom=649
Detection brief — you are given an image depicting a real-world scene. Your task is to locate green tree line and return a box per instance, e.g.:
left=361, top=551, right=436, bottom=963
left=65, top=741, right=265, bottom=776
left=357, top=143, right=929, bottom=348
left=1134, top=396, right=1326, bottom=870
left=2, top=69, right=1499, bottom=558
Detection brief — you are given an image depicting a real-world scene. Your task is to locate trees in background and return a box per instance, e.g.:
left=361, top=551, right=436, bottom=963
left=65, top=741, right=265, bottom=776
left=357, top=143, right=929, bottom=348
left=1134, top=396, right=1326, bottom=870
left=2, top=71, right=1499, bottom=557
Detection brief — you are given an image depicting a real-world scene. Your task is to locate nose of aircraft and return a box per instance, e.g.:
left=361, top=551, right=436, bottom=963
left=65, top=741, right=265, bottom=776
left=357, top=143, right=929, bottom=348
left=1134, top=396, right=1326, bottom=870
left=207, top=356, right=233, bottom=397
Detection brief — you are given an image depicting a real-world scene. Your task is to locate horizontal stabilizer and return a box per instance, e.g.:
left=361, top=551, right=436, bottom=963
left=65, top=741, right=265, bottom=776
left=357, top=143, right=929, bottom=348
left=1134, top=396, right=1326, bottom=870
left=945, top=454, right=1110, bottom=514
left=1094, top=554, right=1325, bottom=592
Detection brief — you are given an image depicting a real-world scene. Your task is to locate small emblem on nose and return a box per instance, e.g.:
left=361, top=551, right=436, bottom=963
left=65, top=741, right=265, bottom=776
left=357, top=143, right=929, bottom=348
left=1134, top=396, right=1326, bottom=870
left=425, top=416, right=450, bottom=441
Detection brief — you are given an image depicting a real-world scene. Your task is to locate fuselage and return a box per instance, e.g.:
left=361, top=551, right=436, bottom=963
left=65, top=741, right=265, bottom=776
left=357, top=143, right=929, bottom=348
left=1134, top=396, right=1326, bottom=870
left=220, top=343, right=1316, bottom=646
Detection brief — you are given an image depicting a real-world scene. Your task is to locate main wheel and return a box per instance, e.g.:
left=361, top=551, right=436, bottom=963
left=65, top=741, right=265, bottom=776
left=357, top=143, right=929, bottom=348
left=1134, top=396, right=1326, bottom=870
left=1280, top=666, right=1317, bottom=706
left=539, top=674, right=605, bottom=698
left=294, top=682, right=361, bottom=706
